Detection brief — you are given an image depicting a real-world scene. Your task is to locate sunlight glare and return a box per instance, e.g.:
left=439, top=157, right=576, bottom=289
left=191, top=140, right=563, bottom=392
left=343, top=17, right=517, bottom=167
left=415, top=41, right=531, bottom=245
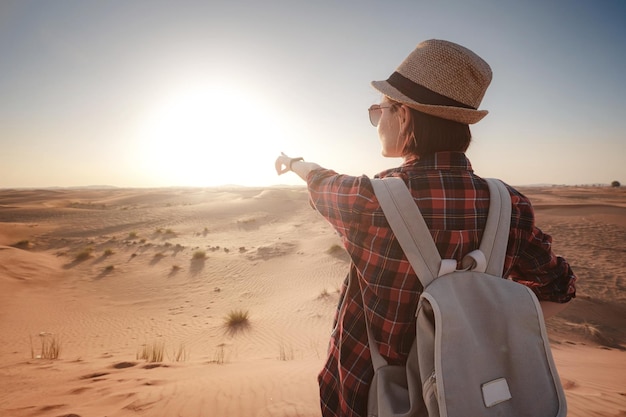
left=137, top=84, right=285, bottom=186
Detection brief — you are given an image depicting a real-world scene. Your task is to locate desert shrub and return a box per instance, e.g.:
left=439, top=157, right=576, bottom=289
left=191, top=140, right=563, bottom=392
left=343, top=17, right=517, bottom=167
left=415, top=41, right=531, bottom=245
left=75, top=247, right=93, bottom=261
left=224, top=309, right=249, bottom=328
left=128, top=231, right=138, bottom=239
left=611, top=180, right=621, bottom=187
left=103, top=248, right=115, bottom=256
left=12, top=240, right=31, bottom=249
left=192, top=250, right=206, bottom=260
left=104, top=265, right=115, bottom=272
left=326, top=243, right=343, bottom=254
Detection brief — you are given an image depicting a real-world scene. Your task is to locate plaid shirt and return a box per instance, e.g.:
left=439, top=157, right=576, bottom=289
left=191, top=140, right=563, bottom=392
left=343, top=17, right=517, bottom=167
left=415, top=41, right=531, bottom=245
left=306, top=152, right=576, bottom=417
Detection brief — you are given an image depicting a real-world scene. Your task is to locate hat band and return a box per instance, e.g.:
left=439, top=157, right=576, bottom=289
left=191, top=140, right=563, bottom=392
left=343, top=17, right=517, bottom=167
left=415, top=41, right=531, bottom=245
left=387, top=72, right=475, bottom=110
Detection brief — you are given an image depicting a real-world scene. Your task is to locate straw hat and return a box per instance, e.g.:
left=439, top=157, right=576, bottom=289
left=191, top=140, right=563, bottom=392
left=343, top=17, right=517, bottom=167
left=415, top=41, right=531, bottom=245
left=371, top=39, right=492, bottom=124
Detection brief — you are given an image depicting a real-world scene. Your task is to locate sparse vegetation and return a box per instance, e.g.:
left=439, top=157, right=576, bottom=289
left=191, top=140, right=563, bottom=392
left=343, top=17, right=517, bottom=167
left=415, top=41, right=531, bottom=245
left=104, top=265, right=115, bottom=272
left=213, top=343, right=226, bottom=364
left=136, top=341, right=187, bottom=363
left=170, top=343, right=189, bottom=362
left=137, top=341, right=165, bottom=363
left=326, top=243, right=346, bottom=256
left=30, top=333, right=61, bottom=359
left=128, top=231, right=138, bottom=239
left=278, top=341, right=294, bottom=361
left=611, top=180, right=621, bottom=188
left=318, top=288, right=331, bottom=299
left=12, top=240, right=31, bottom=249
left=224, top=309, right=249, bottom=328
left=75, top=247, right=94, bottom=261
left=193, top=250, right=206, bottom=260
left=237, top=217, right=256, bottom=224
left=103, top=248, right=115, bottom=256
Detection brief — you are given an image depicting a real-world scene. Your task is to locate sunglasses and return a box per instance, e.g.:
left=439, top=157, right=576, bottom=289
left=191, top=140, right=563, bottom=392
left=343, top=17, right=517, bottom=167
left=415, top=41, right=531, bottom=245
left=367, top=104, right=395, bottom=126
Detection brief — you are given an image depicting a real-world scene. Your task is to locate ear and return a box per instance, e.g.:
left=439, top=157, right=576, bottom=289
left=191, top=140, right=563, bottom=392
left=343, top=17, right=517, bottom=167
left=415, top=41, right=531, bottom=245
left=398, top=105, right=412, bottom=135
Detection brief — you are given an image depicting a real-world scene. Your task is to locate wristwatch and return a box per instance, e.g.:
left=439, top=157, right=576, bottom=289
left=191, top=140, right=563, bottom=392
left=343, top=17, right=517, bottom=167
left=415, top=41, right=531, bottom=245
left=289, top=157, right=304, bottom=171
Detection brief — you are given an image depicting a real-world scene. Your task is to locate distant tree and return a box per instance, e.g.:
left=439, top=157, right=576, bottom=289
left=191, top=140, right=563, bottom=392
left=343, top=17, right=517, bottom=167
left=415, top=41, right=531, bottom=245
left=611, top=180, right=621, bottom=187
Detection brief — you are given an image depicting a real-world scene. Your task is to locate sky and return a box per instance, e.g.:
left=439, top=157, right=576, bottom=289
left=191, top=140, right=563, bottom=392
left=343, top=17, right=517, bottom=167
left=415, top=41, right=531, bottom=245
left=1, top=0, right=625, bottom=188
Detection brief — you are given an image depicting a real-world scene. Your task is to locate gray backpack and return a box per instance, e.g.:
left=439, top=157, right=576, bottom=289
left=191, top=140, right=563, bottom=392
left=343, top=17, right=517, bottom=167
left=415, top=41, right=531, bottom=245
left=367, top=177, right=567, bottom=417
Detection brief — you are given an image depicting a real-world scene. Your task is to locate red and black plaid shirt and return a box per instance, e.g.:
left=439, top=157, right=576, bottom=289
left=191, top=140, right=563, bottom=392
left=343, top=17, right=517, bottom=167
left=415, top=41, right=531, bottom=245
left=306, top=152, right=576, bottom=417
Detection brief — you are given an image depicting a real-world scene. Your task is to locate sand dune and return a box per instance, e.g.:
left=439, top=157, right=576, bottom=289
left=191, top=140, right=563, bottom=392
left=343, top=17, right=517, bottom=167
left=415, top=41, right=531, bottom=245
left=0, top=185, right=624, bottom=416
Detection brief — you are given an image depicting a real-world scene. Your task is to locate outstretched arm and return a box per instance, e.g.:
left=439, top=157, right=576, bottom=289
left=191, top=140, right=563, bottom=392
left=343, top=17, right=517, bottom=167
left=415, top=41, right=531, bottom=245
left=275, top=153, right=322, bottom=182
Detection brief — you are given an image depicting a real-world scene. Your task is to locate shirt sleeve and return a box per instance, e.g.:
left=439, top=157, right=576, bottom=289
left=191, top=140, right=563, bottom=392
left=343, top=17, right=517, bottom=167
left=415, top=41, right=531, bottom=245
left=306, top=168, right=375, bottom=241
left=506, top=191, right=577, bottom=303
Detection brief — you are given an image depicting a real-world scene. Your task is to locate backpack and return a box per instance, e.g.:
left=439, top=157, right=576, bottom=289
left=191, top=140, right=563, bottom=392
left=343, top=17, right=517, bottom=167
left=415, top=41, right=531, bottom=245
left=367, top=177, right=567, bottom=417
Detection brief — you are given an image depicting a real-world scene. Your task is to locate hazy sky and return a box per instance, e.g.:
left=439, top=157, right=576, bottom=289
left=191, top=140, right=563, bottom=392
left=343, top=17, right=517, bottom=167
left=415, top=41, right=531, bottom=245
left=1, top=0, right=625, bottom=188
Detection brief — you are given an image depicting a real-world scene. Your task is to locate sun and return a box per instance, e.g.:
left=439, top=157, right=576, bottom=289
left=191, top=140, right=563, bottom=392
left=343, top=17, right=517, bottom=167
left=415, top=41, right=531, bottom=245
left=135, top=83, right=285, bottom=186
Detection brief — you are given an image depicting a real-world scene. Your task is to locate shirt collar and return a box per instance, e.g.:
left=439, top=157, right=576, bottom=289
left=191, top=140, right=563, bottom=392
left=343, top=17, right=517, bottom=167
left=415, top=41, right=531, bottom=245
left=377, top=152, right=473, bottom=178
left=403, top=152, right=473, bottom=172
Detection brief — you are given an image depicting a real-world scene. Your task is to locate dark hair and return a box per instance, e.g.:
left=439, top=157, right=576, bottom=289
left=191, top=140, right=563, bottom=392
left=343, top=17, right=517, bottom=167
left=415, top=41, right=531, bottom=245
left=392, top=103, right=472, bottom=158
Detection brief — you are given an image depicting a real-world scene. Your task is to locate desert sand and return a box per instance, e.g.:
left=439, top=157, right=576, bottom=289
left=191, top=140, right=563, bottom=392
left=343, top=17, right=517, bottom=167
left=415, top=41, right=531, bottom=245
left=0, top=185, right=624, bottom=417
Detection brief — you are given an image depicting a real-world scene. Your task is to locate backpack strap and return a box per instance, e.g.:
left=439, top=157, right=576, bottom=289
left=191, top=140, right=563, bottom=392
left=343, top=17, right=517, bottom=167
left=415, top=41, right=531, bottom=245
left=365, top=177, right=512, bottom=370
left=371, top=177, right=512, bottom=281
left=481, top=178, right=512, bottom=276
left=370, top=177, right=440, bottom=288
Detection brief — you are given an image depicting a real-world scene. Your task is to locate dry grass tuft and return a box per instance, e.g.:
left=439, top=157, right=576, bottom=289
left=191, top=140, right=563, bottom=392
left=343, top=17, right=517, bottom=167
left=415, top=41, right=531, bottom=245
left=278, top=340, right=295, bottom=361
left=213, top=343, right=226, bottom=364
left=103, top=248, right=115, bottom=256
left=317, top=288, right=331, bottom=299
left=170, top=343, right=189, bottom=362
left=137, top=341, right=165, bottom=363
left=30, top=333, right=61, bottom=359
left=136, top=341, right=188, bottom=363
left=567, top=321, right=620, bottom=348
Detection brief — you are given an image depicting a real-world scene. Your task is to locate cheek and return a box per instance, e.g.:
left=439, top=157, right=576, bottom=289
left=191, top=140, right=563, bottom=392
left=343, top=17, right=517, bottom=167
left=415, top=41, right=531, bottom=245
left=379, top=114, right=397, bottom=138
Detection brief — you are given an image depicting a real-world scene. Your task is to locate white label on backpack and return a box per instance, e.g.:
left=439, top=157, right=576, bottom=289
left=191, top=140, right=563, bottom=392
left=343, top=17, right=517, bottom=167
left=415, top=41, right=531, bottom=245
left=482, top=378, right=512, bottom=407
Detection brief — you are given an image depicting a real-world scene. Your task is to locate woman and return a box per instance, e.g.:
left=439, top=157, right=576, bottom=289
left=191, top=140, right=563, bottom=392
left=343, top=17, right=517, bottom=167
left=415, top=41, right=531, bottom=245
left=275, top=39, right=576, bottom=417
